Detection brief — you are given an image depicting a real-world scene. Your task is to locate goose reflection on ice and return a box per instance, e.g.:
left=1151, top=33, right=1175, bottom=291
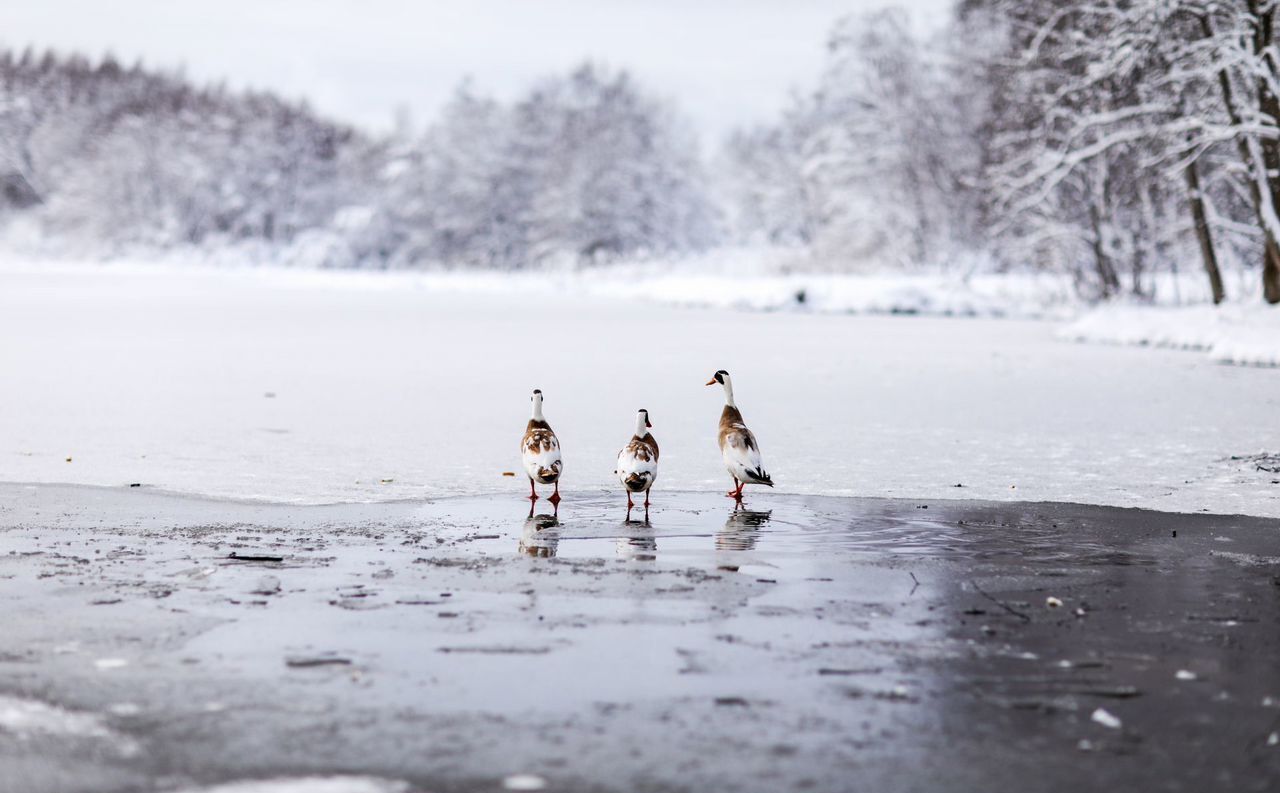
left=616, top=509, right=657, bottom=560
left=518, top=503, right=560, bottom=558
left=716, top=507, right=772, bottom=552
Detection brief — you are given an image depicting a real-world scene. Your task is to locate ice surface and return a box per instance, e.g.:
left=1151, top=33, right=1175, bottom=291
left=0, top=694, right=138, bottom=757
left=1, top=263, right=1277, bottom=517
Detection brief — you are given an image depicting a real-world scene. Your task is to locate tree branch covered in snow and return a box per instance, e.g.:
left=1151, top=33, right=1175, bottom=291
left=716, top=2, right=1280, bottom=303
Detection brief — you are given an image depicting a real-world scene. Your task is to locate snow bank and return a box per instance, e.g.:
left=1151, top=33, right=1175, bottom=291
left=1061, top=303, right=1280, bottom=367
left=5, top=248, right=1082, bottom=319
left=585, top=270, right=1079, bottom=318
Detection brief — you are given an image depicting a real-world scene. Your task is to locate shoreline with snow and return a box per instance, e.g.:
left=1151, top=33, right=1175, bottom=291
left=6, top=256, right=1278, bottom=368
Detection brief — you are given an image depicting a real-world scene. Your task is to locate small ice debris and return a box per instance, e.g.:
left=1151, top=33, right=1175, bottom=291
left=1045, top=596, right=1063, bottom=608
left=1268, top=732, right=1279, bottom=747
left=502, top=774, right=547, bottom=791
left=1091, top=708, right=1122, bottom=729
left=1057, top=660, right=1073, bottom=668
left=1077, top=739, right=1094, bottom=752
left=94, top=658, right=128, bottom=670
left=1175, top=670, right=1197, bottom=681
left=1073, top=607, right=1086, bottom=618
left=204, top=702, right=226, bottom=713
left=228, top=552, right=283, bottom=563
left=250, top=575, right=281, bottom=596
left=1263, top=696, right=1277, bottom=708
left=1016, top=652, right=1039, bottom=660
left=285, top=654, right=352, bottom=668
left=169, top=776, right=409, bottom=793
left=108, top=703, right=141, bottom=716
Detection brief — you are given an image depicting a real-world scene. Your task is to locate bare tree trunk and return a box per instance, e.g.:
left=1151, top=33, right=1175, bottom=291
left=1202, top=10, right=1280, bottom=303
left=1249, top=2, right=1280, bottom=302
left=1086, top=202, right=1119, bottom=298
left=1184, top=155, right=1225, bottom=304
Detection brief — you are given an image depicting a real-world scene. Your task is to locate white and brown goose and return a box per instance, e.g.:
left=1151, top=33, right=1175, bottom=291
left=705, top=370, right=773, bottom=499
left=521, top=389, right=562, bottom=504
left=615, top=408, right=659, bottom=509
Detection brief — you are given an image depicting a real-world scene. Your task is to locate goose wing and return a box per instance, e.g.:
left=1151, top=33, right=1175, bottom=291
left=721, top=426, right=772, bottom=486
left=616, top=437, right=659, bottom=491
left=522, top=423, right=562, bottom=483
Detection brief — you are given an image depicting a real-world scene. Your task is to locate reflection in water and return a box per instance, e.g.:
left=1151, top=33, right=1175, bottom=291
left=616, top=510, right=657, bottom=560
left=518, top=503, right=560, bottom=557
left=716, top=507, right=772, bottom=552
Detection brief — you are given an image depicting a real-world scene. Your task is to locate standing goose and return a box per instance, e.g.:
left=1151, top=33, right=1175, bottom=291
left=521, top=389, right=562, bottom=504
left=705, top=370, right=773, bottom=499
left=615, top=408, right=659, bottom=509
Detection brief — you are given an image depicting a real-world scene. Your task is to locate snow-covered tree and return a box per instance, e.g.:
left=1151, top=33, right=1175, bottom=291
left=962, top=0, right=1280, bottom=302
left=374, top=64, right=719, bottom=268
left=717, top=10, right=985, bottom=270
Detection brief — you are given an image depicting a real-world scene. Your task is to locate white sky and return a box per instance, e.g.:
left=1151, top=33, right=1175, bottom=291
left=0, top=0, right=954, bottom=141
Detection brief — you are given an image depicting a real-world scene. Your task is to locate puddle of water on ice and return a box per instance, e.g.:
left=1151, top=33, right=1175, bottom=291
left=426, top=492, right=1148, bottom=568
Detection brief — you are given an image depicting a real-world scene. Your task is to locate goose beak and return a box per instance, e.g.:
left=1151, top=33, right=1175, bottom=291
left=704, top=378, right=716, bottom=386
left=645, top=418, right=652, bottom=428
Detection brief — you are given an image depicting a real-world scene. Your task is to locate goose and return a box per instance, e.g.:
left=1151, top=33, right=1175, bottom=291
left=521, top=389, right=562, bottom=504
left=705, top=370, right=773, bottom=499
left=615, top=408, right=659, bottom=509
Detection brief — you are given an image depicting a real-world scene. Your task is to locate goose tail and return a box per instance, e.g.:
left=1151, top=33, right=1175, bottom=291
left=624, top=472, right=652, bottom=492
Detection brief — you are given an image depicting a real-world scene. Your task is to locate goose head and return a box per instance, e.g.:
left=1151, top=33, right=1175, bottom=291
left=634, top=408, right=652, bottom=437
left=704, top=370, right=734, bottom=406
left=530, top=388, right=545, bottom=420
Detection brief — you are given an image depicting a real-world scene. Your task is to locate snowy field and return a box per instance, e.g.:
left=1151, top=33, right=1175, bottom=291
left=1, top=262, right=1278, bottom=517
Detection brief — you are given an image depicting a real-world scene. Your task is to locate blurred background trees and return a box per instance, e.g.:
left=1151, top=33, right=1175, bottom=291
left=3, top=1, right=1280, bottom=304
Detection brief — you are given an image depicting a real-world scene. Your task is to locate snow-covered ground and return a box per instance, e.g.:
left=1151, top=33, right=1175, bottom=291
left=1062, top=303, right=1280, bottom=367
left=1, top=262, right=1277, bottom=517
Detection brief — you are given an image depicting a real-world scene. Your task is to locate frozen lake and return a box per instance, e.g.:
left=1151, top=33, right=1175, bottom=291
left=1, top=484, right=1278, bottom=793
left=1, top=264, right=1278, bottom=517
left=3, top=266, right=1280, bottom=792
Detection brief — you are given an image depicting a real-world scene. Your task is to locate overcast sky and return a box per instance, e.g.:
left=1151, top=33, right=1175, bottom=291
left=0, top=0, right=954, bottom=141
